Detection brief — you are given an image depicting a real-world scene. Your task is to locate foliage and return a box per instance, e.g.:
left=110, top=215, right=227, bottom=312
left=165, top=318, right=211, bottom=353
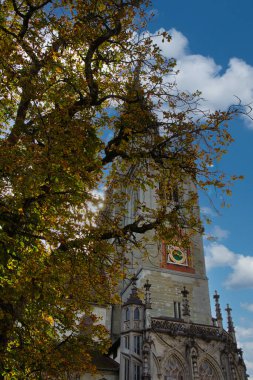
left=0, top=0, right=243, bottom=378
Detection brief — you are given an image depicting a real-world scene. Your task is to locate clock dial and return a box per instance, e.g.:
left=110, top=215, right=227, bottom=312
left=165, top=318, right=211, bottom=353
left=168, top=245, right=187, bottom=265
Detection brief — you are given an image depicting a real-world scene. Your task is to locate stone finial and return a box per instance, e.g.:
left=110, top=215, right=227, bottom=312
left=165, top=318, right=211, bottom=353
left=142, top=341, right=151, bottom=380
left=225, top=304, right=236, bottom=342
left=191, top=347, right=199, bottom=380
left=123, top=275, right=143, bottom=306
left=181, top=286, right=189, bottom=299
left=181, top=286, right=190, bottom=319
left=225, top=304, right=235, bottom=333
left=144, top=279, right=152, bottom=309
left=237, top=348, right=243, bottom=360
left=213, top=290, right=223, bottom=328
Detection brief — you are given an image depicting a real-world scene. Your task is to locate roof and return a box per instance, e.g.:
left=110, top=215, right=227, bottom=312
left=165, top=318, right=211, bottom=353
left=123, top=278, right=144, bottom=306
left=92, top=353, right=119, bottom=372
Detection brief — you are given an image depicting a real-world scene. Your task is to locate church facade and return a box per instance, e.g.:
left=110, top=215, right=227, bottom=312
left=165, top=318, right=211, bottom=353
left=116, top=276, right=247, bottom=380
left=81, top=183, right=248, bottom=380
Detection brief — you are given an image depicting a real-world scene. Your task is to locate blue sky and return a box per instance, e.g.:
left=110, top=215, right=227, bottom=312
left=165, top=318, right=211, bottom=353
left=148, top=0, right=253, bottom=377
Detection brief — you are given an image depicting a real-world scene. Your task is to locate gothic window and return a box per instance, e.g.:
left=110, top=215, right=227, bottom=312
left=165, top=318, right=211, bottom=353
left=125, top=307, right=130, bottom=321
left=164, top=355, right=185, bottom=380
left=173, top=302, right=181, bottom=319
left=124, top=357, right=130, bottom=380
left=134, top=335, right=141, bottom=355
left=199, top=360, right=219, bottom=380
left=134, top=363, right=141, bottom=380
left=124, top=335, right=129, bottom=349
left=134, top=307, right=140, bottom=320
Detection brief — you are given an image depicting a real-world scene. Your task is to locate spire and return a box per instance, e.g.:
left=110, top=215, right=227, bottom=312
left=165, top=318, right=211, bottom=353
left=213, top=290, right=223, bottom=328
left=225, top=304, right=236, bottom=341
left=125, top=61, right=144, bottom=104
left=181, top=287, right=190, bottom=322
left=144, top=279, right=152, bottom=309
left=133, top=61, right=142, bottom=96
left=125, top=62, right=158, bottom=133
left=225, top=304, right=235, bottom=333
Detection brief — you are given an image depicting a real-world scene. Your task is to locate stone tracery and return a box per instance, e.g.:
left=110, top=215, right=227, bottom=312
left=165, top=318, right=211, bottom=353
left=164, top=355, right=185, bottom=380
left=199, top=360, right=219, bottom=380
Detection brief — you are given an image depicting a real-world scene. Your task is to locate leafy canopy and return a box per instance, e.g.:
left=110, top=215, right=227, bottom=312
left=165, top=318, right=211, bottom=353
left=0, top=0, right=243, bottom=378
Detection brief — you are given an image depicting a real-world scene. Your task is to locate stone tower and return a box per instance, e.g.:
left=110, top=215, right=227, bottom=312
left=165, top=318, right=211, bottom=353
left=112, top=66, right=213, bottom=325
left=80, top=176, right=248, bottom=380
left=80, top=73, right=248, bottom=378
left=113, top=179, right=248, bottom=380
left=119, top=178, right=211, bottom=325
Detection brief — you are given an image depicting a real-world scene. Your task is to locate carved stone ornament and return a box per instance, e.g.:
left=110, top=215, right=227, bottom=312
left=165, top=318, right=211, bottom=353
left=199, top=360, right=219, bottom=380
left=151, top=318, right=233, bottom=343
left=164, top=355, right=185, bottom=380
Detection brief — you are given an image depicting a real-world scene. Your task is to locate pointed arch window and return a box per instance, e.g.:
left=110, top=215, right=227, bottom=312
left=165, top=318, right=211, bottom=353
left=124, top=357, right=130, bottom=380
left=199, top=360, right=219, bottom=380
left=134, top=362, right=141, bottom=380
left=164, top=355, right=185, bottom=380
left=134, top=335, right=141, bottom=355
left=125, top=307, right=130, bottom=321
left=134, top=307, right=140, bottom=320
left=124, top=335, right=129, bottom=349
left=173, top=302, right=181, bottom=319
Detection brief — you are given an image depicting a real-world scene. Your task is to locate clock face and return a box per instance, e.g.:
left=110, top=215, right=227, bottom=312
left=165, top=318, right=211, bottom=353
left=168, top=245, right=188, bottom=265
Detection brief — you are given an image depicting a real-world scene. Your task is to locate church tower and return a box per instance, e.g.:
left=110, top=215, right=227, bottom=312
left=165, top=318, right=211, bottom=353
left=80, top=73, right=248, bottom=380
left=120, top=179, right=212, bottom=326
left=113, top=178, right=248, bottom=380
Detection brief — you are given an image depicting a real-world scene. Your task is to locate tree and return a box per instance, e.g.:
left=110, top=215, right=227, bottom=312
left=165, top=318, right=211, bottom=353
left=0, top=0, right=244, bottom=378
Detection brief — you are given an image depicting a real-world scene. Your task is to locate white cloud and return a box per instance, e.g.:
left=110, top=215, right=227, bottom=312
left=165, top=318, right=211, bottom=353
left=213, top=225, right=229, bottom=240
left=151, top=28, right=253, bottom=125
left=205, top=243, right=237, bottom=270
left=152, top=28, right=188, bottom=59
left=236, top=324, right=253, bottom=378
left=200, top=206, right=218, bottom=218
left=245, top=358, right=253, bottom=380
left=236, top=326, right=253, bottom=340
left=205, top=243, right=253, bottom=288
left=245, top=359, right=253, bottom=373
left=225, top=255, right=253, bottom=288
left=206, top=225, right=229, bottom=242
left=91, top=189, right=105, bottom=202
left=176, top=56, right=253, bottom=112
left=241, top=303, right=253, bottom=313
